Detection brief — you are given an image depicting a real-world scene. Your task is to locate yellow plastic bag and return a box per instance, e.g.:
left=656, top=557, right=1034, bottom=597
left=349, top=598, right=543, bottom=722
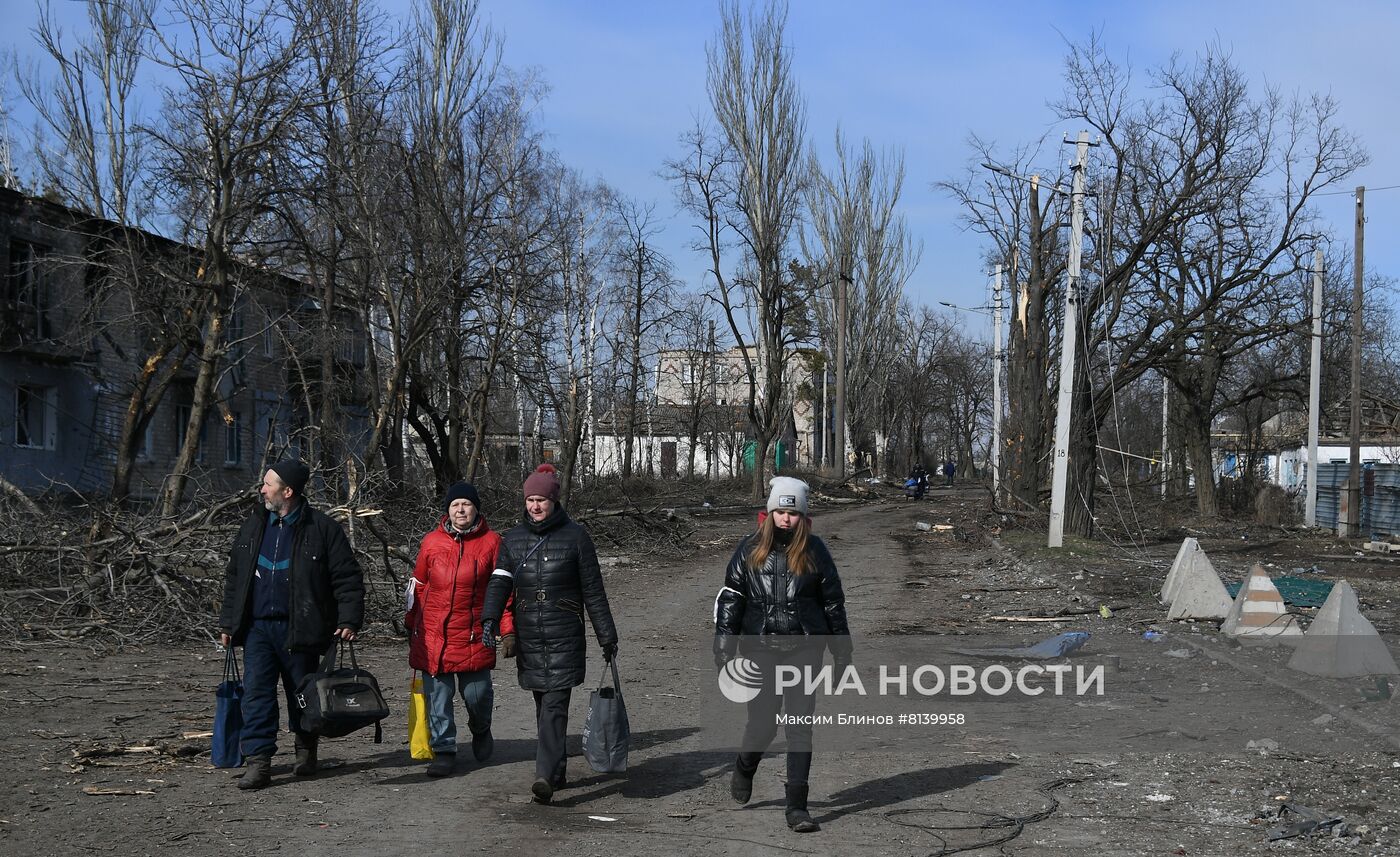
left=409, top=672, right=433, bottom=760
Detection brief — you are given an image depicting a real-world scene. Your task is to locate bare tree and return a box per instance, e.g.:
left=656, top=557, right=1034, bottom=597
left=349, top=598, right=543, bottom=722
left=608, top=197, right=676, bottom=478
left=806, top=130, right=917, bottom=474
left=15, top=0, right=194, bottom=509
left=147, top=0, right=319, bottom=515
left=671, top=0, right=809, bottom=499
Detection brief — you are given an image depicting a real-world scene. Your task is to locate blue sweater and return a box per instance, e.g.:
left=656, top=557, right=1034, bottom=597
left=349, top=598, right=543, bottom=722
left=251, top=504, right=301, bottom=620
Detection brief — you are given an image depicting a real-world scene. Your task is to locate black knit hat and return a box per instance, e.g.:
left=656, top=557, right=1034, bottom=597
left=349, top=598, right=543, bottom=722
left=443, top=481, right=481, bottom=511
left=270, top=459, right=310, bottom=496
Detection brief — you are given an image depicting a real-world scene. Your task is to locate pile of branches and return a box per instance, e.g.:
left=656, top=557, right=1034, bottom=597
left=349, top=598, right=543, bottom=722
left=0, top=475, right=731, bottom=650
left=0, top=492, right=252, bottom=649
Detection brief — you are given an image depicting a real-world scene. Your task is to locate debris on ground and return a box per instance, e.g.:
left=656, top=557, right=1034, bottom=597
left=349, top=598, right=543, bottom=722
left=1265, top=801, right=1345, bottom=841
left=950, top=631, right=1091, bottom=660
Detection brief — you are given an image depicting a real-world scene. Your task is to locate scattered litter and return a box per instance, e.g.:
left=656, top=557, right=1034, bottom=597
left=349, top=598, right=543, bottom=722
left=1266, top=802, right=1344, bottom=841
left=1246, top=738, right=1280, bottom=752
left=587, top=815, right=618, bottom=822
left=1310, top=714, right=1334, bottom=726
left=950, top=631, right=1090, bottom=660
left=915, top=522, right=931, bottom=532
left=1144, top=793, right=1175, bottom=803
left=1098, top=605, right=1112, bottom=619
left=1143, top=631, right=1165, bottom=643
left=977, top=774, right=1002, bottom=782
left=1162, top=649, right=1194, bottom=659
left=666, top=813, right=695, bottom=820
left=82, top=786, right=155, bottom=796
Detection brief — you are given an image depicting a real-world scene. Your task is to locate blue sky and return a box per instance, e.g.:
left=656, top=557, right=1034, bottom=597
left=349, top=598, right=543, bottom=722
left=9, top=1, right=1400, bottom=338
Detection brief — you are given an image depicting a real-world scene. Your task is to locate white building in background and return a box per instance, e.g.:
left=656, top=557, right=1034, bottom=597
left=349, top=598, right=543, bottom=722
left=588, top=344, right=824, bottom=478
left=1273, top=444, right=1400, bottom=492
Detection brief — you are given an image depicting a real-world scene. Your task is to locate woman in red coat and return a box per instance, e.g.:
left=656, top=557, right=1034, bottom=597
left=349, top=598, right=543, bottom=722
left=407, top=481, right=515, bottom=777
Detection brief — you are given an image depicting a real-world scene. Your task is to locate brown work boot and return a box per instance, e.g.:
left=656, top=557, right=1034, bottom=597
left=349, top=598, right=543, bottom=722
left=237, top=753, right=272, bottom=790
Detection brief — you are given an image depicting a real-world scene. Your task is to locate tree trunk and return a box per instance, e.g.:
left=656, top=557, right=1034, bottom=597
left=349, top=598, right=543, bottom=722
left=161, top=295, right=225, bottom=517
left=1005, top=183, right=1054, bottom=509
left=1182, top=402, right=1219, bottom=517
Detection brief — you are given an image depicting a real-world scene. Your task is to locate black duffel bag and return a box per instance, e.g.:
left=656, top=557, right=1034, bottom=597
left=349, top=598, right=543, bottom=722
left=296, top=640, right=389, bottom=742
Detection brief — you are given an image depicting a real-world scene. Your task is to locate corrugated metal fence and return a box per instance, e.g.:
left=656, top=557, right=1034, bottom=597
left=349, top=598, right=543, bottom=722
left=1316, top=461, right=1400, bottom=539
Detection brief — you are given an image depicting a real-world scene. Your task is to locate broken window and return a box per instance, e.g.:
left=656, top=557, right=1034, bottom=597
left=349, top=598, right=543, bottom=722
left=7, top=240, right=53, bottom=340
left=14, top=385, right=56, bottom=449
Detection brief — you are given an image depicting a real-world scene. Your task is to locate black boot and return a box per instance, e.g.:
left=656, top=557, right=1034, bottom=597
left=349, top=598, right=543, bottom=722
left=292, top=736, right=318, bottom=776
left=471, top=728, right=494, bottom=762
left=731, top=754, right=759, bottom=804
left=426, top=752, right=456, bottom=778
left=784, top=784, right=819, bottom=832
left=237, top=753, right=272, bottom=790
left=531, top=778, right=553, bottom=804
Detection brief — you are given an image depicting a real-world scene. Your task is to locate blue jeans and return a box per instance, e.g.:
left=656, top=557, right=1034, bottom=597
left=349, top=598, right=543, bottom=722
left=422, top=670, right=493, bottom=754
left=239, top=619, right=318, bottom=758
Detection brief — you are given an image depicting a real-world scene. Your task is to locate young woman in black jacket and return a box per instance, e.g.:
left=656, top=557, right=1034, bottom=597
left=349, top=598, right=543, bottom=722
left=713, top=477, right=851, bottom=833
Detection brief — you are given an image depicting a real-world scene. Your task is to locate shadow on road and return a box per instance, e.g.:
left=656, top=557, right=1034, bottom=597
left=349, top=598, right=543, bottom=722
left=803, top=761, right=1017, bottom=824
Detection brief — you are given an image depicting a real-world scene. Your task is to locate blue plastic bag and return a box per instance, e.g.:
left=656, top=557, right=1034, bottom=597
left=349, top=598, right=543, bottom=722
left=212, top=648, right=244, bottom=768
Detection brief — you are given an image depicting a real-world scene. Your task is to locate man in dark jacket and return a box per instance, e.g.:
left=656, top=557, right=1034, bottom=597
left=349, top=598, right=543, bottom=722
left=481, top=463, right=618, bottom=804
left=218, top=459, right=364, bottom=790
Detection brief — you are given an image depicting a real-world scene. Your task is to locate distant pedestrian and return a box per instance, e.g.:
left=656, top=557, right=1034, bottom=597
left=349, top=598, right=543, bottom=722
left=714, top=476, right=851, bottom=833
left=942, top=459, right=956, bottom=486
left=481, top=463, right=619, bottom=804
left=406, top=481, right=515, bottom=777
left=218, top=460, right=363, bottom=790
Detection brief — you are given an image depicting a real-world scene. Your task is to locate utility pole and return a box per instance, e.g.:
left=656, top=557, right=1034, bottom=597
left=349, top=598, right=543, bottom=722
left=834, top=273, right=849, bottom=480
left=1161, top=373, right=1170, bottom=499
left=821, top=349, right=830, bottom=470
left=1306, top=249, right=1323, bottom=528
left=1048, top=131, right=1093, bottom=548
left=708, top=319, right=717, bottom=479
left=991, top=265, right=1004, bottom=503
left=1343, top=187, right=1364, bottom=537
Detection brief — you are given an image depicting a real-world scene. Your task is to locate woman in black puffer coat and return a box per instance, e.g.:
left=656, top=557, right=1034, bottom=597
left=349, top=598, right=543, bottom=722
left=482, top=463, right=618, bottom=804
left=713, top=476, right=850, bottom=833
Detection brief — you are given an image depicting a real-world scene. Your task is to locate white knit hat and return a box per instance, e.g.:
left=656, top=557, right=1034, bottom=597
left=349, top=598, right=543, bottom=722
left=766, top=476, right=809, bottom=515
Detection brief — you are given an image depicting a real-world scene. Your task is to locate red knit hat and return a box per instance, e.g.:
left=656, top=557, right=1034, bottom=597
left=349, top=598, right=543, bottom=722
left=523, top=462, right=561, bottom=502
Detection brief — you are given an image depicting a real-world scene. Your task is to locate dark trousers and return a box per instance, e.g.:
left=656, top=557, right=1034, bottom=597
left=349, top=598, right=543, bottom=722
left=737, top=653, right=817, bottom=786
left=240, top=619, right=318, bottom=758
left=532, top=689, right=572, bottom=784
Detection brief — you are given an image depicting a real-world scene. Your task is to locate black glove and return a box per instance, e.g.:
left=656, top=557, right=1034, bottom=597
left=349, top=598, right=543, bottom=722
left=602, top=641, right=618, bottom=663
left=481, top=619, right=497, bottom=649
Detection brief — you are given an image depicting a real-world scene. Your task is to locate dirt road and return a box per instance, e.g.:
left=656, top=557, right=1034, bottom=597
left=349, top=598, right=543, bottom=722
left=2, top=490, right=1397, bottom=855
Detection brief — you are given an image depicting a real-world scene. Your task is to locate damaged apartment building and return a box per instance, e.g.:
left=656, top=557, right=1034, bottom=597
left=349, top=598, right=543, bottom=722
left=0, top=187, right=370, bottom=501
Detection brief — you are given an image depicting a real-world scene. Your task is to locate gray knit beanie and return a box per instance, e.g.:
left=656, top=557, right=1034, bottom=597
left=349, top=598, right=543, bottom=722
left=766, top=476, right=809, bottom=515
